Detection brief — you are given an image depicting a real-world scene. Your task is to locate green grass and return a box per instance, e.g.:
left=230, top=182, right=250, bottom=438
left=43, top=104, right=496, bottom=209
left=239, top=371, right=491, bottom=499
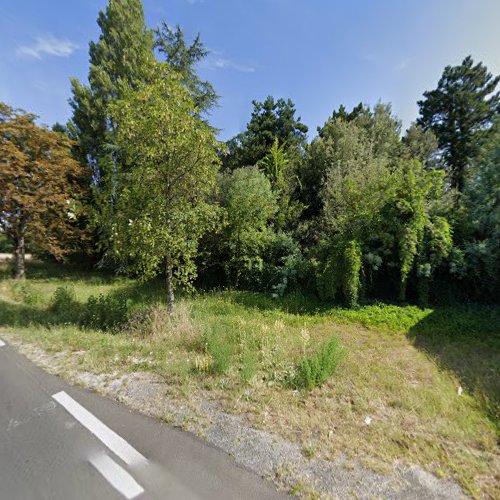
left=0, top=261, right=499, bottom=498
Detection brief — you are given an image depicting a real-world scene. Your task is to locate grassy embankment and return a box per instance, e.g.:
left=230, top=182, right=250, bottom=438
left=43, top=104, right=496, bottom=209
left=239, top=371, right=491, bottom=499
left=0, top=261, right=498, bottom=498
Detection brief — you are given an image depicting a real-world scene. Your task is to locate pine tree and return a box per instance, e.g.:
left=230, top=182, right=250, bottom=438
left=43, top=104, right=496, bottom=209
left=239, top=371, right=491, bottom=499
left=224, top=96, right=308, bottom=170
left=154, top=22, right=217, bottom=113
left=418, top=56, right=499, bottom=193
left=69, top=0, right=154, bottom=183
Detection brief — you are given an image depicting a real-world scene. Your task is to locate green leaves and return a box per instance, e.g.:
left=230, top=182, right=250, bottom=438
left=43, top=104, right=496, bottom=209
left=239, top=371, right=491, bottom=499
left=418, top=56, right=500, bottom=192
left=103, top=63, right=221, bottom=298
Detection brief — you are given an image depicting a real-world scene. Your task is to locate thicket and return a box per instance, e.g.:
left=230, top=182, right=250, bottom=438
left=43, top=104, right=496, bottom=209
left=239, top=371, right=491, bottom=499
left=2, top=0, right=499, bottom=308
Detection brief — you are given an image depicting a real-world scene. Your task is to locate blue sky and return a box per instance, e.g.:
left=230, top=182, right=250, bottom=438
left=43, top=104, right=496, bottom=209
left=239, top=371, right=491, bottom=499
left=1, top=0, right=499, bottom=140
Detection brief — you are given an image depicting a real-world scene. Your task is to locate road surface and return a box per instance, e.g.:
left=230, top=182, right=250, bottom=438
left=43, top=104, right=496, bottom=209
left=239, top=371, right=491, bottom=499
left=0, top=336, right=286, bottom=499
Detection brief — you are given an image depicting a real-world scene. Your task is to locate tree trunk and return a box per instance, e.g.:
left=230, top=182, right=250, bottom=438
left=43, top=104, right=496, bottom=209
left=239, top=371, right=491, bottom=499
left=165, top=255, right=175, bottom=313
left=15, top=234, right=26, bottom=280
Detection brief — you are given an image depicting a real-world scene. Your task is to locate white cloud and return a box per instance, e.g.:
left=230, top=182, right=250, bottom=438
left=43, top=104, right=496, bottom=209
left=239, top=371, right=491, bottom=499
left=202, top=56, right=255, bottom=73
left=17, top=35, right=78, bottom=59
left=395, top=59, right=410, bottom=72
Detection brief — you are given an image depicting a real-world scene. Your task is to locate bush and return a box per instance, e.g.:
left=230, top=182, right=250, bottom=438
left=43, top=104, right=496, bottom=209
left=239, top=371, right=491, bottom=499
left=11, top=282, right=41, bottom=305
left=80, top=293, right=129, bottom=331
left=292, top=336, right=345, bottom=390
left=318, top=239, right=362, bottom=307
left=49, top=286, right=78, bottom=323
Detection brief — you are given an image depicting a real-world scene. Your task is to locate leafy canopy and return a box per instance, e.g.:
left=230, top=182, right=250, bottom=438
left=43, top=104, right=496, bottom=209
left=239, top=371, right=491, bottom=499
left=105, top=63, right=222, bottom=293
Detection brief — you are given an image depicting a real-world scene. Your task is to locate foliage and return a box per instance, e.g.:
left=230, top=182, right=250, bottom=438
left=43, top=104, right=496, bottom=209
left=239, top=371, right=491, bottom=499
left=402, top=123, right=440, bottom=169
left=217, top=166, right=277, bottom=286
left=450, top=118, right=500, bottom=297
left=80, top=293, right=129, bottom=331
left=0, top=103, right=89, bottom=278
left=49, top=286, right=78, bottom=323
left=418, top=55, right=499, bottom=193
left=69, top=0, right=154, bottom=182
left=300, top=103, right=398, bottom=219
left=318, top=239, right=362, bottom=308
left=154, top=21, right=217, bottom=113
left=258, top=138, right=303, bottom=230
left=292, top=336, right=345, bottom=390
left=224, top=96, right=308, bottom=170
left=106, top=63, right=221, bottom=309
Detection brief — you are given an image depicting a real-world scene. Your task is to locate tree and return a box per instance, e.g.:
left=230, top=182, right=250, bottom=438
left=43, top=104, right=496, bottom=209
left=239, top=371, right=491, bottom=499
left=257, top=138, right=302, bottom=230
left=418, top=56, right=499, bottom=193
left=402, top=123, right=440, bottom=169
left=0, top=103, right=88, bottom=278
left=106, top=64, right=221, bottom=311
left=154, top=22, right=217, bottom=113
left=300, top=103, right=401, bottom=219
left=69, top=0, right=154, bottom=183
left=217, top=166, right=277, bottom=286
left=315, top=114, right=451, bottom=306
left=451, top=117, right=500, bottom=296
left=224, top=96, right=308, bottom=170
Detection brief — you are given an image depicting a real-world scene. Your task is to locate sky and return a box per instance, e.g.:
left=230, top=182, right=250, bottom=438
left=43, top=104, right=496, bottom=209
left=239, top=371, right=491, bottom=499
left=1, top=0, right=499, bottom=141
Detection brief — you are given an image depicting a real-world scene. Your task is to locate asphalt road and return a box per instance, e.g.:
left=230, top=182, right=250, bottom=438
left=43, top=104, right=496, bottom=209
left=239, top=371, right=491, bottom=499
left=0, top=337, right=286, bottom=500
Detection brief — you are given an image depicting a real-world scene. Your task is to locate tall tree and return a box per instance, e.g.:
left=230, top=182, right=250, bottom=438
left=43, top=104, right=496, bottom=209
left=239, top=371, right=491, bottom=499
left=300, top=103, right=400, bottom=219
left=0, top=103, right=88, bottom=278
left=154, top=22, right=217, bottom=113
left=418, top=56, right=499, bottom=193
left=217, top=166, right=277, bottom=286
left=107, top=64, right=221, bottom=311
left=69, top=0, right=154, bottom=183
left=402, top=123, right=440, bottom=170
left=224, top=96, right=308, bottom=170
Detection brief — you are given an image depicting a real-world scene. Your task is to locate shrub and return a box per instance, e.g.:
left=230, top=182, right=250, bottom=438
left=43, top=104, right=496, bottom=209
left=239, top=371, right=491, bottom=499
left=292, top=336, right=345, bottom=390
left=49, top=286, right=78, bottom=323
left=80, top=293, right=129, bottom=331
left=11, top=282, right=41, bottom=305
left=318, top=239, right=362, bottom=307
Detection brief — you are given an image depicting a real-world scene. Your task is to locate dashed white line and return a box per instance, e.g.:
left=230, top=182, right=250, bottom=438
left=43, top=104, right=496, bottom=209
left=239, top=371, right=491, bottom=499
left=0, top=339, right=6, bottom=347
left=52, top=391, right=147, bottom=466
left=90, top=453, right=144, bottom=500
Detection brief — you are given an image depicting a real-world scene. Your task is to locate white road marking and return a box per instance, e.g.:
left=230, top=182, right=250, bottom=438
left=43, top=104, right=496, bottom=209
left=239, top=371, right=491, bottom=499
left=0, top=339, right=6, bottom=347
left=90, top=454, right=144, bottom=500
left=52, top=391, right=147, bottom=466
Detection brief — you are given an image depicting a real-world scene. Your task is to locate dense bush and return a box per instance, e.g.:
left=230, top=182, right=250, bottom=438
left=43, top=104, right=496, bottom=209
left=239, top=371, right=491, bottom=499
left=49, top=286, right=78, bottom=323
left=80, top=293, right=129, bottom=331
left=292, top=336, right=345, bottom=390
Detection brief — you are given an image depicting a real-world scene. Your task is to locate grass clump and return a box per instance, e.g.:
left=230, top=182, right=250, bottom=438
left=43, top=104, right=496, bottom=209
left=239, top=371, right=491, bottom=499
left=292, top=335, right=345, bottom=390
left=123, top=302, right=197, bottom=341
left=10, top=281, right=41, bottom=305
left=203, top=327, right=233, bottom=375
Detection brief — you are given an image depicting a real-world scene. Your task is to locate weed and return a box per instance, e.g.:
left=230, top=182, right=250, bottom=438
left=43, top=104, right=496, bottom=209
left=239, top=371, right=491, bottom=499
left=292, top=335, right=345, bottom=390
left=10, top=281, right=41, bottom=305
left=203, top=328, right=232, bottom=375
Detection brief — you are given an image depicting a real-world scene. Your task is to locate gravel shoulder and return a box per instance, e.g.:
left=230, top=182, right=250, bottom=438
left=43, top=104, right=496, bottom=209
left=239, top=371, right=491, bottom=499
left=3, top=331, right=468, bottom=499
